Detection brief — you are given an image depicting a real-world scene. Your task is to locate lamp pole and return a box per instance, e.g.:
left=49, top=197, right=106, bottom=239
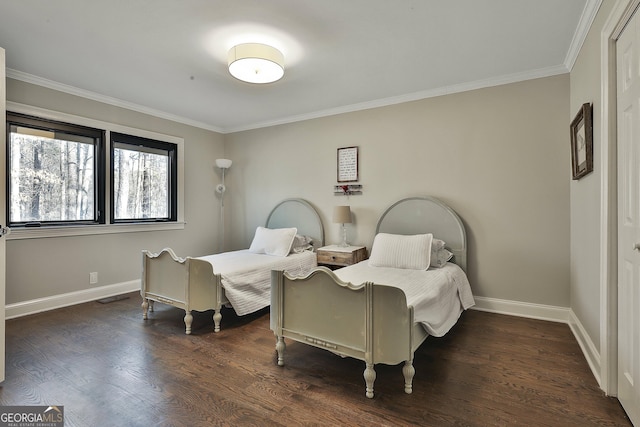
left=215, top=159, right=232, bottom=252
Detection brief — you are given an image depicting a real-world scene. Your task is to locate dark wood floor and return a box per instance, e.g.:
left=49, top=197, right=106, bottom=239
left=0, top=292, right=631, bottom=426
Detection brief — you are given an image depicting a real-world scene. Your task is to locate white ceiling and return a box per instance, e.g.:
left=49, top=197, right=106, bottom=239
left=0, top=0, right=598, bottom=133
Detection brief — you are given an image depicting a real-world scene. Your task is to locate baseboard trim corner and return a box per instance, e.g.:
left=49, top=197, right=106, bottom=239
left=470, top=296, right=602, bottom=388
left=568, top=308, right=602, bottom=387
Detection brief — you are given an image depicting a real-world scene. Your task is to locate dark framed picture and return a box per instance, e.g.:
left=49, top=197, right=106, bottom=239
left=570, top=103, right=593, bottom=180
left=337, top=146, right=359, bottom=182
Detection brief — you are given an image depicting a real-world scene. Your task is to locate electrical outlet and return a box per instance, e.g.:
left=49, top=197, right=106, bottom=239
left=89, top=272, right=98, bottom=284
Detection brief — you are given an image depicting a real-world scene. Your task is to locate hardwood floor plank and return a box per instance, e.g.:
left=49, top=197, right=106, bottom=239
left=0, top=293, right=631, bottom=426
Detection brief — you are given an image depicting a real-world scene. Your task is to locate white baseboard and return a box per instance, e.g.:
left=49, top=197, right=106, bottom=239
left=5, top=280, right=140, bottom=319
left=568, top=308, right=602, bottom=387
left=5, top=286, right=602, bottom=388
left=471, top=296, right=570, bottom=323
left=471, top=296, right=602, bottom=388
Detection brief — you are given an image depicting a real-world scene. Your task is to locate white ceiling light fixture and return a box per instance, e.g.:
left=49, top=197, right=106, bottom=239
left=228, top=43, right=284, bottom=84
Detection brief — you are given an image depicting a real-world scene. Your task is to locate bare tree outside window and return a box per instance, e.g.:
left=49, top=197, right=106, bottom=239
left=6, top=112, right=178, bottom=228
left=110, top=132, right=177, bottom=223
left=113, top=147, right=169, bottom=220
left=9, top=128, right=96, bottom=223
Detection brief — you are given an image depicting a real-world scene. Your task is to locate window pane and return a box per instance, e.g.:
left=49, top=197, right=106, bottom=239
left=9, top=126, right=96, bottom=223
left=113, top=147, right=169, bottom=220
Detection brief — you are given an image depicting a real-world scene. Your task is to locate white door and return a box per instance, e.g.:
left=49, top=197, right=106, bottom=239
left=0, top=47, right=7, bottom=383
left=616, top=13, right=640, bottom=425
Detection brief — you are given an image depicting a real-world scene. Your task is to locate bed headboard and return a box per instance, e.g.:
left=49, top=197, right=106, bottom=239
left=375, top=196, right=467, bottom=272
left=266, top=198, right=325, bottom=250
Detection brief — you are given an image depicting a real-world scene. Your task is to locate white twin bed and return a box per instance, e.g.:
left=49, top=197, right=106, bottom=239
left=141, top=198, right=324, bottom=334
left=141, top=195, right=474, bottom=398
left=270, top=196, right=475, bottom=398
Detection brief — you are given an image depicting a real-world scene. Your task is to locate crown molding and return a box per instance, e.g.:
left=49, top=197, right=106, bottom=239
left=6, top=68, right=225, bottom=134
left=225, top=64, right=569, bottom=133
left=564, top=0, right=603, bottom=71
left=9, top=62, right=570, bottom=135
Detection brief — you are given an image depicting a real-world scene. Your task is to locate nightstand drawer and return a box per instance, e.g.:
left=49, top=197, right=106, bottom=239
left=316, top=245, right=368, bottom=268
left=317, top=251, right=355, bottom=266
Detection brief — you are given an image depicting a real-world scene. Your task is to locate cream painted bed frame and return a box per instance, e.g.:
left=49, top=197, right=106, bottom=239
left=141, top=198, right=324, bottom=334
left=270, top=196, right=467, bottom=398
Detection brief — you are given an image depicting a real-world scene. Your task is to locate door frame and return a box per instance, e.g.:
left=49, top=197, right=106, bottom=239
left=599, top=0, right=640, bottom=396
left=0, top=47, right=5, bottom=383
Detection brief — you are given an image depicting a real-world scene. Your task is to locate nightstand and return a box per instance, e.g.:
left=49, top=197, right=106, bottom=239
left=317, top=245, right=368, bottom=269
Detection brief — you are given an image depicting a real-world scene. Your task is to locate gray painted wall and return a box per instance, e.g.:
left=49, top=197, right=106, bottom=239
left=5, top=71, right=571, bottom=311
left=224, top=75, right=571, bottom=307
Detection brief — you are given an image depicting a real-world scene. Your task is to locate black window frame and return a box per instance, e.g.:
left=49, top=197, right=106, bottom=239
left=6, top=112, right=106, bottom=228
left=109, top=132, right=178, bottom=224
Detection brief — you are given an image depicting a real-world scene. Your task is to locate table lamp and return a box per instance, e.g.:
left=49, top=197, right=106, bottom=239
left=333, top=205, right=352, bottom=247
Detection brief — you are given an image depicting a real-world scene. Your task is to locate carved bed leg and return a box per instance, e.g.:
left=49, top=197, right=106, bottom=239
left=275, top=336, right=286, bottom=366
left=402, top=360, right=415, bottom=394
left=141, top=299, right=149, bottom=320
left=213, top=309, right=222, bottom=333
left=364, top=363, right=376, bottom=399
left=184, top=311, right=193, bottom=335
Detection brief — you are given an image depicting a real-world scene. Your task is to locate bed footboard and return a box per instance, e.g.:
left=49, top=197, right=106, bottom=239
left=141, top=248, right=225, bottom=334
left=271, top=267, right=427, bottom=398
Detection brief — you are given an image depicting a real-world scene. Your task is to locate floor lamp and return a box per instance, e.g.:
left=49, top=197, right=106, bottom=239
left=216, top=158, right=232, bottom=251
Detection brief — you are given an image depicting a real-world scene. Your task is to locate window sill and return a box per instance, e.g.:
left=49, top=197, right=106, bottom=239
left=6, top=221, right=186, bottom=240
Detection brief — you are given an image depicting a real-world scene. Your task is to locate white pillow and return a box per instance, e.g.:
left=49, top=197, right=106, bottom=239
left=369, top=233, right=433, bottom=270
left=248, top=227, right=298, bottom=257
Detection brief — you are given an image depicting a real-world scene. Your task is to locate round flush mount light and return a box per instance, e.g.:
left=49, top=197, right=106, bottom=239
left=228, top=43, right=284, bottom=84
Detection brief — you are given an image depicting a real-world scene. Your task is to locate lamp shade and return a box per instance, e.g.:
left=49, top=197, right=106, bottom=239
left=215, top=158, right=232, bottom=169
left=333, top=206, right=352, bottom=224
left=228, top=43, right=284, bottom=84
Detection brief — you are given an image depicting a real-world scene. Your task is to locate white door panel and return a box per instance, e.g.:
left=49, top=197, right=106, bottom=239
left=616, top=12, right=640, bottom=425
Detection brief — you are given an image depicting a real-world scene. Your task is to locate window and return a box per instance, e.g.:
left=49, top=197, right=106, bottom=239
left=6, top=108, right=182, bottom=234
left=110, top=132, right=177, bottom=223
left=7, top=112, right=105, bottom=227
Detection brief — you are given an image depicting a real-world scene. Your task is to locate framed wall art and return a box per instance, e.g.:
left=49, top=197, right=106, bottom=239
left=337, top=146, right=359, bottom=183
left=570, top=102, right=593, bottom=180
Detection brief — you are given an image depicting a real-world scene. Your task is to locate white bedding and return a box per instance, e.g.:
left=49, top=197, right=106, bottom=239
left=333, top=261, right=475, bottom=337
left=196, top=249, right=317, bottom=316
